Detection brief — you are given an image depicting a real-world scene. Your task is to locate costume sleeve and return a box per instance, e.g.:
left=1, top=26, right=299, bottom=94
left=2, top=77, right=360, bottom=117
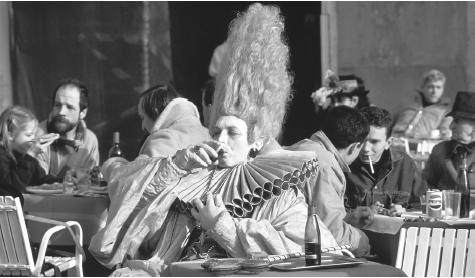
left=206, top=189, right=310, bottom=258
left=309, top=164, right=370, bottom=257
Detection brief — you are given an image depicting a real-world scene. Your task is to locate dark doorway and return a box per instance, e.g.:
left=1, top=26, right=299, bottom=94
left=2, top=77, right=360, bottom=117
left=169, top=2, right=321, bottom=145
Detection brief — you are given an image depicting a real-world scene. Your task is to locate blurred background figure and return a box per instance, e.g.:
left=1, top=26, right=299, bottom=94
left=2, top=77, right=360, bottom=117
left=200, top=41, right=229, bottom=127
left=423, top=91, right=475, bottom=191
left=392, top=69, right=452, bottom=139
left=310, top=73, right=371, bottom=131
left=137, top=84, right=209, bottom=158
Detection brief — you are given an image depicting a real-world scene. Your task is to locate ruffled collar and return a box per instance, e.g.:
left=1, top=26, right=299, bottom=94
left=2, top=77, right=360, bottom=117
left=173, top=149, right=318, bottom=218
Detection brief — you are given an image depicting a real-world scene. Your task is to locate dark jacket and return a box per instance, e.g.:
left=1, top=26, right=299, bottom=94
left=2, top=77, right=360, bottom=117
left=0, top=146, right=60, bottom=204
left=345, top=147, right=426, bottom=209
left=423, top=140, right=475, bottom=191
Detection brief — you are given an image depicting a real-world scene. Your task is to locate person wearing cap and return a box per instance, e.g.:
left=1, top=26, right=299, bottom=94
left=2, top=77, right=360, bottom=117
left=345, top=106, right=426, bottom=213
left=392, top=69, right=452, bottom=139
left=423, top=91, right=475, bottom=190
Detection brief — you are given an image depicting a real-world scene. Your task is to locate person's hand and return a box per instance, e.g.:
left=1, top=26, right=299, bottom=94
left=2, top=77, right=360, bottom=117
left=389, top=203, right=406, bottom=215
left=346, top=206, right=374, bottom=228
left=310, top=87, right=334, bottom=106
left=191, top=194, right=227, bottom=231
left=173, top=142, right=221, bottom=171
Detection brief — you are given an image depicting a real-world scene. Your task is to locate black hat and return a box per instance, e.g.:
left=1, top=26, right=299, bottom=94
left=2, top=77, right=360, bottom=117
left=332, top=74, right=370, bottom=97
left=448, top=91, right=475, bottom=120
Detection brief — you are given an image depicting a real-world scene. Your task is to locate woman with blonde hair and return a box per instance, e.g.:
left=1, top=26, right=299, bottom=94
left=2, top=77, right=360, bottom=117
left=90, top=3, right=338, bottom=276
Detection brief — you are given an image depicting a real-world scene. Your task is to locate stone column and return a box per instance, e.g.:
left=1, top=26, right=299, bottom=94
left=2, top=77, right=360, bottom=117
left=0, top=1, right=12, bottom=112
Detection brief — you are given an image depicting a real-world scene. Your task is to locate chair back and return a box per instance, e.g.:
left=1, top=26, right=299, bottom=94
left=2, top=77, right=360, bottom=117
left=0, top=196, right=35, bottom=276
left=395, top=226, right=475, bottom=277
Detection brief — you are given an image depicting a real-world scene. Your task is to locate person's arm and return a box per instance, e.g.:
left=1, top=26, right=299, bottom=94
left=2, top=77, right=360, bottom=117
left=310, top=165, right=370, bottom=257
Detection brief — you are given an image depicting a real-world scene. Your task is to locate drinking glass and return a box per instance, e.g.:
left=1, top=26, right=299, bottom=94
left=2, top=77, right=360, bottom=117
left=443, top=191, right=461, bottom=219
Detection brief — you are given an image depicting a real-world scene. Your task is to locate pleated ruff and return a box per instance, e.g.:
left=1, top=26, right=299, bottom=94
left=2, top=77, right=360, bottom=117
left=171, top=150, right=319, bottom=218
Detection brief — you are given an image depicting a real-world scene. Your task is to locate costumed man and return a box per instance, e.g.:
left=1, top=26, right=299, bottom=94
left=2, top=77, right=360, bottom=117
left=423, top=91, right=475, bottom=191
left=35, top=78, right=99, bottom=177
left=89, top=3, right=339, bottom=276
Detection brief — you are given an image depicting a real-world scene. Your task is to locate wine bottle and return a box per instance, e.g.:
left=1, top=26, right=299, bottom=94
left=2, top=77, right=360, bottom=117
left=108, top=131, right=123, bottom=158
left=455, top=154, right=471, bottom=218
left=305, top=205, right=322, bottom=266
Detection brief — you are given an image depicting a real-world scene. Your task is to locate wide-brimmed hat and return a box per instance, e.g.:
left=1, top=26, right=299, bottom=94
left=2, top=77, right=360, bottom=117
left=447, top=91, right=475, bottom=120
left=332, top=74, right=370, bottom=97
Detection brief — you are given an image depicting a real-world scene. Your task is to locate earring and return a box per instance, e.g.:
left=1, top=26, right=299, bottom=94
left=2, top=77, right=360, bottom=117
left=248, top=148, right=258, bottom=158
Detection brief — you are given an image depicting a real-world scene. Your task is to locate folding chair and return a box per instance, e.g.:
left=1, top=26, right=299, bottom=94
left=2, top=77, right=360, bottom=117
left=0, top=196, right=84, bottom=276
left=395, top=226, right=475, bottom=277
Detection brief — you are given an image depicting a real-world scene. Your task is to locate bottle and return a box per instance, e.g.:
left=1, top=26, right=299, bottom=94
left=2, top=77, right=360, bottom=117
left=108, top=131, right=123, bottom=158
left=455, top=154, right=471, bottom=218
left=304, top=205, right=322, bottom=266
left=90, top=166, right=106, bottom=187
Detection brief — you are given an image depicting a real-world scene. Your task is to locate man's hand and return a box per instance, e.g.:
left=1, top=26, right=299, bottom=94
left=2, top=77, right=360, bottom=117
left=173, top=143, right=220, bottom=172
left=346, top=206, right=374, bottom=228
left=191, top=194, right=227, bottom=231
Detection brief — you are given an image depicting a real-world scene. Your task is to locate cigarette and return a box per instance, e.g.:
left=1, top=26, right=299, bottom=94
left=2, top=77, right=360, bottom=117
left=368, top=156, right=375, bottom=174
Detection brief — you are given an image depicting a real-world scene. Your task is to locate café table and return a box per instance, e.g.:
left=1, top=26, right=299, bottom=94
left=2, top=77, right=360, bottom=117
left=169, top=258, right=407, bottom=277
left=23, top=192, right=109, bottom=246
left=363, top=209, right=475, bottom=266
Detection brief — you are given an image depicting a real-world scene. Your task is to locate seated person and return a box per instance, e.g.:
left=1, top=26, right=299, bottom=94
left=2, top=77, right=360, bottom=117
left=137, top=83, right=210, bottom=157
left=310, top=74, right=371, bottom=131
left=287, top=106, right=371, bottom=257
left=89, top=4, right=339, bottom=275
left=0, top=106, right=60, bottom=204
left=35, top=78, right=99, bottom=177
left=345, top=106, right=426, bottom=213
left=423, top=91, right=475, bottom=190
left=392, top=69, right=452, bottom=139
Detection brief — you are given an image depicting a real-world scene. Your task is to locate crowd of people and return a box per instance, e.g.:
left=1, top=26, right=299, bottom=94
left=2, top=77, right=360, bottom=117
left=1, top=2, right=474, bottom=276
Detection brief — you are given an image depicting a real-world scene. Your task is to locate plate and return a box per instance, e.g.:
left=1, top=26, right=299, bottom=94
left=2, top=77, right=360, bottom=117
left=270, top=254, right=364, bottom=271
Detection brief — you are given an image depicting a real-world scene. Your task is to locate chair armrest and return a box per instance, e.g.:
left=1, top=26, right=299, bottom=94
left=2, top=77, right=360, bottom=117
left=24, top=215, right=84, bottom=276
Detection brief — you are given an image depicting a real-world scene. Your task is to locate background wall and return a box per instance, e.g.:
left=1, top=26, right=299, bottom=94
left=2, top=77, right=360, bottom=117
left=336, top=2, right=471, bottom=114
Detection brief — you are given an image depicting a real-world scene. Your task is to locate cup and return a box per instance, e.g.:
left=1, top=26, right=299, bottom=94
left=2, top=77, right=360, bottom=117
left=75, top=168, right=91, bottom=192
left=444, top=191, right=461, bottom=219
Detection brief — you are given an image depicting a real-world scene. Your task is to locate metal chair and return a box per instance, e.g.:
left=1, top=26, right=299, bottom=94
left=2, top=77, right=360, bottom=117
left=395, top=226, right=475, bottom=277
left=0, top=196, right=84, bottom=276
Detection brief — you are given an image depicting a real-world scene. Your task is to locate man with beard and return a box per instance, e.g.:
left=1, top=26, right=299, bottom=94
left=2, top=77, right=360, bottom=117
left=35, top=78, right=99, bottom=177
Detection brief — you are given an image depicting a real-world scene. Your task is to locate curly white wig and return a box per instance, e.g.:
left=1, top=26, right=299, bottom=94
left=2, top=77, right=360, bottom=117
left=209, top=3, right=292, bottom=143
